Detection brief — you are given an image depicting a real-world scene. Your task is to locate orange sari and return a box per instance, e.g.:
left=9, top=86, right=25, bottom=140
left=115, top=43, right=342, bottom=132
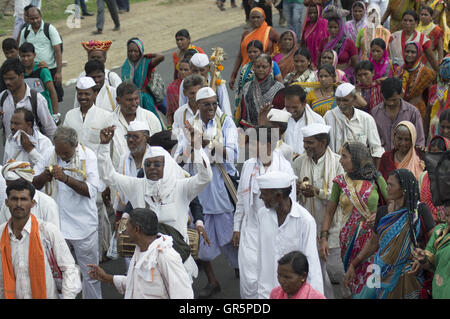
left=240, top=7, right=273, bottom=67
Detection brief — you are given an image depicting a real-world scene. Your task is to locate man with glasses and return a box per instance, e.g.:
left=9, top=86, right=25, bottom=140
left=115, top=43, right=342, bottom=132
left=371, top=77, right=425, bottom=152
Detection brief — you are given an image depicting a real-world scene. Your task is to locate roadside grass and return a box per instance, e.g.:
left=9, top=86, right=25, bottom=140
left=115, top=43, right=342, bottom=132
left=0, top=0, right=150, bottom=36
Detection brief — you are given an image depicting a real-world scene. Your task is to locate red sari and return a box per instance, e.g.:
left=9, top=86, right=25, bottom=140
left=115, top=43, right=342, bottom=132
left=301, top=5, right=329, bottom=68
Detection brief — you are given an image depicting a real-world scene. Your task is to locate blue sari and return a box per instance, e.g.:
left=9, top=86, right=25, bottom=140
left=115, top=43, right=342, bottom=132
left=121, top=38, right=162, bottom=124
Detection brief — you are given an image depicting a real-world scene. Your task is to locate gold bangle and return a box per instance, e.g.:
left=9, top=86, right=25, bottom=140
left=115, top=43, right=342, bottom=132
left=320, top=230, right=329, bottom=239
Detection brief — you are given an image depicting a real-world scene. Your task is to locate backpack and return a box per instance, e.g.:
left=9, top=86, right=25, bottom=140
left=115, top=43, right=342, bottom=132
left=0, top=89, right=43, bottom=133
left=23, top=22, right=63, bottom=53
left=158, top=223, right=191, bottom=263
left=24, top=67, right=45, bottom=93
left=424, top=150, right=450, bottom=206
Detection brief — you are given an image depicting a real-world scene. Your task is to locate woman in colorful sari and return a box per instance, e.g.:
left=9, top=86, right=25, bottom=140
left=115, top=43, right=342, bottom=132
left=355, top=60, right=384, bottom=113
left=428, top=57, right=450, bottom=139
left=389, top=10, right=439, bottom=72
left=300, top=4, right=329, bottom=69
left=317, top=49, right=348, bottom=82
left=272, top=30, right=297, bottom=79
left=417, top=6, right=444, bottom=68
left=238, top=54, right=284, bottom=128
left=306, top=64, right=337, bottom=116
left=121, top=37, right=165, bottom=123
left=283, top=47, right=316, bottom=93
left=419, top=135, right=450, bottom=223
left=412, top=204, right=450, bottom=299
left=356, top=5, right=391, bottom=60
left=381, top=0, right=416, bottom=33
left=320, top=141, right=388, bottom=296
left=233, top=40, right=283, bottom=123
left=230, top=7, right=280, bottom=90
left=379, top=121, right=425, bottom=182
left=368, top=38, right=395, bottom=81
left=346, top=169, right=435, bottom=299
left=172, top=29, right=204, bottom=81
left=318, top=14, right=359, bottom=83
left=396, top=41, right=437, bottom=124
left=344, top=1, right=367, bottom=43
left=166, top=59, right=191, bottom=127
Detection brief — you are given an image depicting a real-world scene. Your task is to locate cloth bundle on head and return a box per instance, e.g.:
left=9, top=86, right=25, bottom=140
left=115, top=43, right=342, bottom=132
left=81, top=40, right=112, bottom=52
left=335, top=83, right=355, bottom=97
left=76, top=76, right=96, bottom=90
left=267, top=109, right=291, bottom=123
left=196, top=87, right=216, bottom=101
left=301, top=123, right=331, bottom=137
left=190, top=53, right=210, bottom=68
left=2, top=161, right=34, bottom=183
left=256, top=170, right=297, bottom=189
left=128, top=120, right=150, bottom=134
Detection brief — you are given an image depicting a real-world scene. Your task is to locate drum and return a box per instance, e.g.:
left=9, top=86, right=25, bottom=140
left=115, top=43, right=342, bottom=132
left=187, top=228, right=199, bottom=260
left=117, top=218, right=135, bottom=258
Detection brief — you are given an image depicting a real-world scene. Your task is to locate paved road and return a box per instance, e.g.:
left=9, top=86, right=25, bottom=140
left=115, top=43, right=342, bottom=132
left=57, top=15, right=287, bottom=300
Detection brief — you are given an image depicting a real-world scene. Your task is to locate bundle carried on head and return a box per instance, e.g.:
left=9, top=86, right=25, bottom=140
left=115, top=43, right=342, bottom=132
left=322, top=2, right=349, bottom=20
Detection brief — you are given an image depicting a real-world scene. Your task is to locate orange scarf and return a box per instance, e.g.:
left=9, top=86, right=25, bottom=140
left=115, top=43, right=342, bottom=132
left=241, top=8, right=272, bottom=66
left=395, top=121, right=424, bottom=180
left=1, top=214, right=47, bottom=299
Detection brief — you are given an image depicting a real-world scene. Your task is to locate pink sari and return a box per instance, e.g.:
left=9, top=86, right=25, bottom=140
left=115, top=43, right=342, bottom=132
left=301, top=5, right=329, bottom=68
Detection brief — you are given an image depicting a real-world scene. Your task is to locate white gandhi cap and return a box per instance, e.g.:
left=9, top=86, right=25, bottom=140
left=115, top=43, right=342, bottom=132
left=128, top=120, right=150, bottom=133
left=196, top=87, right=217, bottom=101
left=301, top=123, right=331, bottom=137
left=256, top=171, right=297, bottom=189
left=190, top=53, right=210, bottom=67
left=76, top=76, right=96, bottom=90
left=267, top=109, right=292, bottom=123
left=335, top=83, right=355, bottom=97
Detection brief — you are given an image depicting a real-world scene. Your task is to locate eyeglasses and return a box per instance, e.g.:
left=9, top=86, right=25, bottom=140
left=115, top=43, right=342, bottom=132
left=199, top=101, right=218, bottom=108
left=144, top=161, right=164, bottom=168
left=124, top=134, right=141, bottom=141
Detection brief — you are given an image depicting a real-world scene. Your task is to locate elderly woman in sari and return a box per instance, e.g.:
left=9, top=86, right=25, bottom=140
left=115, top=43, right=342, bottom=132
left=379, top=121, right=425, bottom=182
left=272, top=30, right=297, bottom=79
left=428, top=58, right=450, bottom=139
left=355, top=5, right=391, bottom=60
left=411, top=204, right=450, bottom=299
left=121, top=38, right=165, bottom=123
left=320, top=141, right=388, bottom=296
left=343, top=1, right=367, bottom=43
left=283, top=48, right=316, bottom=93
left=389, top=10, right=439, bottom=72
left=395, top=41, right=437, bottom=127
left=381, top=0, right=416, bottom=32
left=238, top=54, right=285, bottom=128
left=300, top=5, right=329, bottom=69
left=318, top=14, right=359, bottom=84
left=420, top=135, right=450, bottom=223
left=417, top=6, right=444, bottom=68
left=346, top=169, right=435, bottom=299
left=229, top=7, right=279, bottom=90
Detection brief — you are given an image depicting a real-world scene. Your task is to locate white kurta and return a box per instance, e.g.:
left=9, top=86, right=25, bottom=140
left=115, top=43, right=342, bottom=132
left=112, top=106, right=162, bottom=170
left=323, top=107, right=384, bottom=158
left=284, top=107, right=325, bottom=155
left=256, top=201, right=323, bottom=299
left=0, top=218, right=82, bottom=299
left=234, top=151, right=296, bottom=299
left=3, top=129, right=53, bottom=166
left=113, top=235, right=194, bottom=299
left=275, top=141, right=294, bottom=164
left=63, top=104, right=116, bottom=155
left=0, top=190, right=60, bottom=229
left=172, top=103, right=196, bottom=137
left=97, top=144, right=212, bottom=279
left=74, top=83, right=117, bottom=113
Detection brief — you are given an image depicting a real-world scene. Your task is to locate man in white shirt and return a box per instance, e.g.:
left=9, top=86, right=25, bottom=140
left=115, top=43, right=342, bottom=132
left=64, top=76, right=116, bottom=264
left=283, top=85, right=325, bottom=156
left=255, top=171, right=323, bottom=299
left=111, top=81, right=162, bottom=170
left=0, top=179, right=81, bottom=299
left=3, top=107, right=53, bottom=166
left=87, top=208, right=194, bottom=299
left=0, top=161, right=59, bottom=229
left=179, top=53, right=232, bottom=117
left=32, top=126, right=102, bottom=299
left=0, top=58, right=56, bottom=140
left=79, top=40, right=122, bottom=89
left=172, top=74, right=204, bottom=136
left=324, top=83, right=384, bottom=168
left=293, top=123, right=349, bottom=299
left=74, top=60, right=117, bottom=112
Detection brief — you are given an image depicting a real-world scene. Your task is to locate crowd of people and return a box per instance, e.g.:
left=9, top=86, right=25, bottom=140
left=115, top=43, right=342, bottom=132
left=0, top=0, right=448, bottom=300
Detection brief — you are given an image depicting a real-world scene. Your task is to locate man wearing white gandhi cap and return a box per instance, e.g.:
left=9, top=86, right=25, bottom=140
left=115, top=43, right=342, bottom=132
left=0, top=161, right=60, bottom=229
left=254, top=170, right=324, bottom=299
left=293, top=123, right=349, bottom=299
left=323, top=83, right=384, bottom=168
left=178, top=53, right=232, bottom=117
left=266, top=108, right=294, bottom=163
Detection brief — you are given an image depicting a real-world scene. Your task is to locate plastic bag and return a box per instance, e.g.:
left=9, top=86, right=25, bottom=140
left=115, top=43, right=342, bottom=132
left=106, top=232, right=119, bottom=260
